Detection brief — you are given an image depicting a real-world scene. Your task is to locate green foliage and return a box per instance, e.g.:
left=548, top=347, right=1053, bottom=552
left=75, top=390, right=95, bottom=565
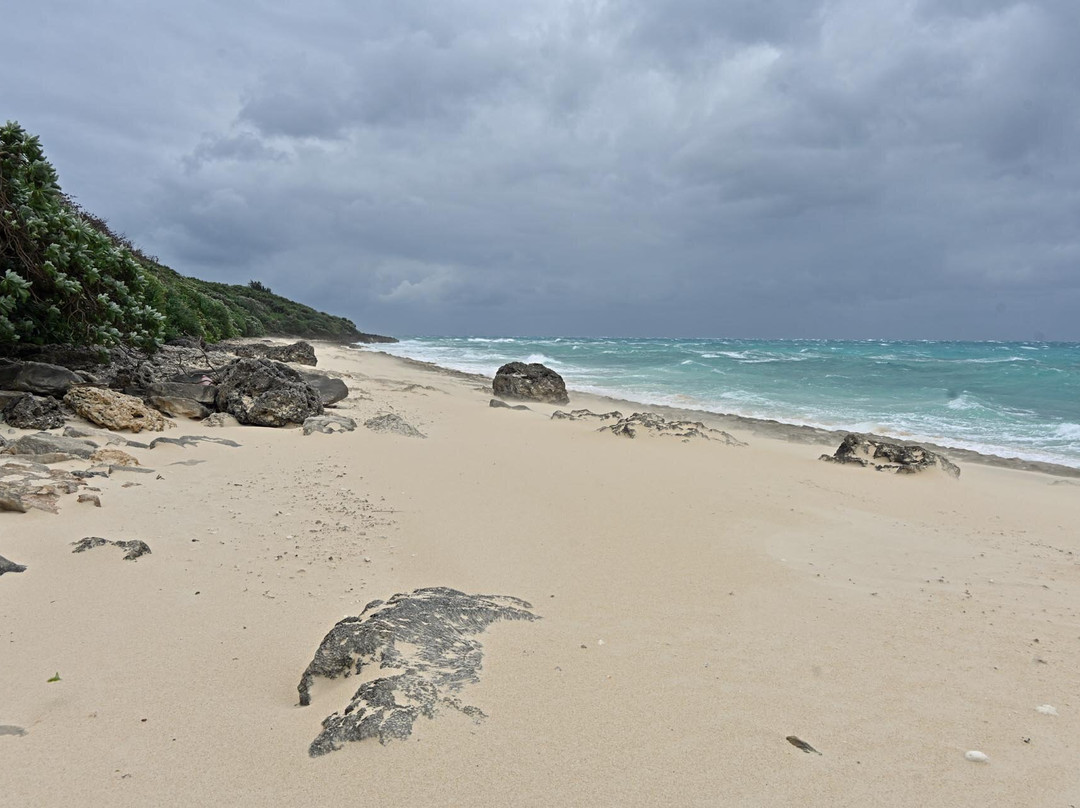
left=0, top=121, right=164, bottom=350
left=1, top=122, right=370, bottom=350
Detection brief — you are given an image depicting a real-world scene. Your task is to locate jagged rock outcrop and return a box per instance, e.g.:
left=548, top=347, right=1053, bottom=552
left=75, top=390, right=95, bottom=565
left=2, top=394, right=66, bottom=430
left=0, top=360, right=83, bottom=396
left=492, top=362, right=569, bottom=405
left=0, top=461, right=87, bottom=512
left=71, top=537, right=151, bottom=560
left=64, top=387, right=173, bottom=432
left=598, top=412, right=747, bottom=444
left=303, top=414, right=357, bottom=435
left=364, top=413, right=426, bottom=438
left=298, top=587, right=539, bottom=756
left=219, top=340, right=318, bottom=366
left=551, top=409, right=623, bottom=422
left=299, top=371, right=349, bottom=406
left=820, top=433, right=961, bottom=477
left=0, top=555, right=27, bottom=575
left=214, top=358, right=323, bottom=427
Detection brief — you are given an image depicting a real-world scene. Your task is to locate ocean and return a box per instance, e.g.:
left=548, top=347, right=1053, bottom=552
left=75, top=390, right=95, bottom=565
left=373, top=337, right=1080, bottom=470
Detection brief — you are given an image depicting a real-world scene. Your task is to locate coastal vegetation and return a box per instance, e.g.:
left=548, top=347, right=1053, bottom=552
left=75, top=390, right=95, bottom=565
left=0, top=121, right=373, bottom=351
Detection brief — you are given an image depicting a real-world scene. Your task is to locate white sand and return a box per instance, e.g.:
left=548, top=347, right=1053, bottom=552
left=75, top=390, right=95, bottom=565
left=2, top=342, right=1078, bottom=806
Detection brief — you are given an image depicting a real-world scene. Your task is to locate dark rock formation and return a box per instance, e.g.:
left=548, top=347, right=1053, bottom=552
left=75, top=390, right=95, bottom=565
left=489, top=398, right=530, bottom=411
left=71, top=537, right=151, bottom=560
left=147, top=395, right=211, bottom=420
left=551, top=409, right=623, bottom=422
left=219, top=340, right=318, bottom=366
left=820, top=433, right=961, bottom=477
left=598, top=412, right=747, bottom=445
left=0, top=360, right=83, bottom=396
left=492, top=362, right=569, bottom=405
left=363, top=413, right=426, bottom=438
left=3, top=432, right=98, bottom=459
left=298, top=587, right=539, bottom=755
left=214, top=358, right=323, bottom=427
left=148, top=435, right=241, bottom=449
left=0, top=555, right=27, bottom=575
left=299, top=371, right=349, bottom=406
left=303, top=414, right=357, bottom=435
left=145, top=381, right=218, bottom=406
left=2, top=394, right=66, bottom=430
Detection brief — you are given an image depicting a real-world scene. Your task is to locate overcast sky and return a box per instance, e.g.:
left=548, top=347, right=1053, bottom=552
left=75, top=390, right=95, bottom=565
left=7, top=0, right=1079, bottom=339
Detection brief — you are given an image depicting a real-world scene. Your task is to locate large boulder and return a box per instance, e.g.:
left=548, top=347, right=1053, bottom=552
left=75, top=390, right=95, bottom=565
left=220, top=340, right=318, bottom=366
left=145, top=381, right=217, bottom=406
left=64, top=387, right=173, bottom=433
left=299, top=371, right=349, bottom=406
left=492, top=362, right=569, bottom=405
left=214, top=358, right=323, bottom=427
left=820, top=433, right=960, bottom=477
left=0, top=360, right=83, bottom=397
left=2, top=394, right=66, bottom=430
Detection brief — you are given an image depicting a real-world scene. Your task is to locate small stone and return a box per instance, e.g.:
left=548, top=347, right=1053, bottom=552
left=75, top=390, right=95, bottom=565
left=964, top=750, right=989, bottom=763
left=77, top=494, right=102, bottom=507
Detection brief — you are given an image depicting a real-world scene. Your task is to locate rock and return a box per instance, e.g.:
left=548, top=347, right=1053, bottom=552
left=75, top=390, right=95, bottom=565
left=298, top=587, right=538, bottom=755
left=551, top=409, right=623, bottom=421
left=492, top=362, right=569, bottom=405
left=215, top=358, right=323, bottom=427
left=363, top=413, right=426, bottom=438
left=299, top=371, right=349, bottom=406
left=145, top=381, right=218, bottom=406
left=0, top=360, right=83, bottom=396
left=303, top=414, right=357, bottom=435
left=598, top=412, right=746, bottom=444
left=90, top=448, right=140, bottom=467
left=3, top=432, right=98, bottom=459
left=147, top=395, right=211, bottom=420
left=148, top=435, right=240, bottom=449
left=71, top=537, right=151, bottom=560
left=0, top=390, right=29, bottom=412
left=0, top=461, right=86, bottom=513
left=0, top=555, right=27, bottom=575
left=202, top=412, right=240, bottom=428
left=64, top=387, right=173, bottom=433
left=820, top=434, right=960, bottom=477
left=2, top=394, right=66, bottom=430
left=221, top=340, right=318, bottom=366
left=77, top=493, right=102, bottom=507
left=489, top=398, right=530, bottom=411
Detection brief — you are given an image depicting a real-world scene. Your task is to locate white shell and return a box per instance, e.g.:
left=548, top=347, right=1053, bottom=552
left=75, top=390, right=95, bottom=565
left=964, top=751, right=989, bottom=763
left=1036, top=704, right=1058, bottom=716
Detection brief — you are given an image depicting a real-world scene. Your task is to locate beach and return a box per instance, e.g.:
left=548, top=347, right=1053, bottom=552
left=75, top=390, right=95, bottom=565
left=2, top=341, right=1078, bottom=806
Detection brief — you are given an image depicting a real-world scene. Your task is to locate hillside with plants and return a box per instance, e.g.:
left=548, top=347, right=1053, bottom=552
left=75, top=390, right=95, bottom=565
left=0, top=121, right=391, bottom=350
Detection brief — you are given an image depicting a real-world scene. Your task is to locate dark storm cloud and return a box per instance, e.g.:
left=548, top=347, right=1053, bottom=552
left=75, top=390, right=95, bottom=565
left=5, top=0, right=1079, bottom=338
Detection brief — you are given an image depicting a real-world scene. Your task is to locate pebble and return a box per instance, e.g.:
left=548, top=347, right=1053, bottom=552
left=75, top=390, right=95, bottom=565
left=964, top=750, right=989, bottom=763
left=1035, top=704, right=1058, bottom=716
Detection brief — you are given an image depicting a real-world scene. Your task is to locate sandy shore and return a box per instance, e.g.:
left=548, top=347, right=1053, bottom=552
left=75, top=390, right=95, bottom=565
left=2, top=341, right=1078, bottom=806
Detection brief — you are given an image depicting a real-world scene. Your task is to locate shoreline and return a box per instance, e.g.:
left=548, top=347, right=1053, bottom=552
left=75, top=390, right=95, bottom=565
left=366, top=347, right=1080, bottom=479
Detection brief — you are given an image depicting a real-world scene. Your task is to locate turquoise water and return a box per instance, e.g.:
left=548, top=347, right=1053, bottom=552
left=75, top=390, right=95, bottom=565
left=374, top=337, right=1080, bottom=469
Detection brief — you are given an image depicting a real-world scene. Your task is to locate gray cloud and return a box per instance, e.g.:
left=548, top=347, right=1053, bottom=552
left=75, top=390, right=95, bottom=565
left=5, top=0, right=1078, bottom=339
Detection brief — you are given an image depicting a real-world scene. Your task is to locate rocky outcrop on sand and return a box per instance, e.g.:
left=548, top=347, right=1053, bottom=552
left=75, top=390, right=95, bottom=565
left=299, top=371, right=349, bottom=406
left=0, top=555, right=27, bottom=575
left=217, top=340, right=318, bottom=366
left=551, top=409, right=623, bottom=422
left=2, top=394, right=66, bottom=430
left=0, top=461, right=88, bottom=512
left=298, top=587, right=539, bottom=755
left=492, top=362, right=569, bottom=405
left=202, top=412, right=240, bottom=428
left=3, top=432, right=98, bottom=460
left=71, top=537, right=152, bottom=560
left=214, top=358, right=323, bottom=427
left=147, top=395, right=211, bottom=420
left=364, top=413, right=426, bottom=438
left=64, top=387, right=173, bottom=433
left=303, top=414, right=357, bottom=435
left=820, top=433, right=961, bottom=477
left=0, top=360, right=83, bottom=396
left=598, top=412, right=747, bottom=444
left=489, top=398, right=530, bottom=411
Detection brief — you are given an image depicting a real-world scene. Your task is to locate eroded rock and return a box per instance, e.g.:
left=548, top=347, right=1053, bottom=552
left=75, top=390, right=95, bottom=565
left=90, top=448, right=140, bottom=467
left=202, top=412, right=240, bottom=428
left=492, top=362, right=569, bottom=405
left=221, top=340, right=318, bottom=366
left=215, top=359, right=323, bottom=427
left=300, top=372, right=349, bottom=406
left=820, top=433, right=961, bottom=477
left=71, top=537, right=151, bottom=560
left=0, top=461, right=86, bottom=513
left=64, top=387, right=173, bottom=433
left=3, top=432, right=98, bottom=459
left=147, top=395, right=211, bottom=420
left=489, top=399, right=530, bottom=411
left=2, top=394, right=66, bottom=430
left=598, top=412, right=746, bottom=444
left=303, top=414, right=357, bottom=435
left=363, top=413, right=426, bottom=438
left=551, top=409, right=623, bottom=421
left=298, top=587, right=538, bottom=755
left=0, top=555, right=27, bottom=575
left=0, top=360, right=83, bottom=396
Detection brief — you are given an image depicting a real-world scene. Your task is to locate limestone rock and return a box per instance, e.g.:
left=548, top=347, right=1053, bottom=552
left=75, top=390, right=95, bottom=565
left=64, top=387, right=173, bottom=433
left=77, top=493, right=102, bottom=507
left=820, top=433, right=961, bottom=477
left=223, top=340, right=318, bottom=366
left=551, top=409, right=623, bottom=421
left=215, top=359, right=323, bottom=427
left=90, top=448, right=140, bottom=467
left=489, top=398, right=530, bottom=411
left=0, top=360, right=83, bottom=396
left=303, top=414, right=357, bottom=435
left=599, top=412, right=746, bottom=445
left=364, top=413, right=426, bottom=438
left=149, top=435, right=240, bottom=449
left=492, top=362, right=569, bottom=405
left=0, top=555, right=27, bottom=575
left=145, top=381, right=218, bottom=406
left=2, top=394, right=66, bottom=430
left=0, top=461, right=86, bottom=512
left=147, top=395, right=211, bottom=420
left=298, top=587, right=538, bottom=755
left=71, top=537, right=151, bottom=560
left=202, top=412, right=240, bottom=428
left=300, top=371, right=349, bottom=406
left=4, top=432, right=98, bottom=459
